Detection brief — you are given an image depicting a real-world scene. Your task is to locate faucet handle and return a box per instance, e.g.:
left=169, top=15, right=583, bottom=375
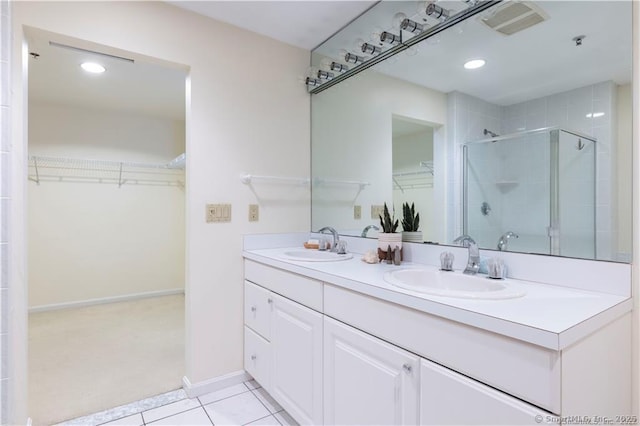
left=440, top=251, right=454, bottom=271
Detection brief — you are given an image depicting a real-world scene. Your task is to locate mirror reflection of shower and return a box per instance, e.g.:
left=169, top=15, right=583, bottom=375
left=464, top=127, right=596, bottom=259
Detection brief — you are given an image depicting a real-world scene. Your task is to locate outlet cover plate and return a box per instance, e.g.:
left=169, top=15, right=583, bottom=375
left=249, top=204, right=259, bottom=222
left=354, top=205, right=362, bottom=220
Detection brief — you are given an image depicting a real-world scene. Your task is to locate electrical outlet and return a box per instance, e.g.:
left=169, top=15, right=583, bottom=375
left=371, top=205, right=384, bottom=220
left=206, top=203, right=231, bottom=223
left=354, top=205, right=362, bottom=220
left=249, top=204, right=259, bottom=222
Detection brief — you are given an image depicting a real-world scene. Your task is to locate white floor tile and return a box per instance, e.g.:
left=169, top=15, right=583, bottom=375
left=246, top=414, right=280, bottom=426
left=274, top=410, right=298, bottom=426
left=100, top=413, right=143, bottom=426
left=148, top=407, right=212, bottom=425
left=142, top=398, right=201, bottom=423
left=244, top=379, right=261, bottom=390
left=252, top=388, right=282, bottom=414
left=198, top=382, right=250, bottom=405
left=204, top=391, right=270, bottom=425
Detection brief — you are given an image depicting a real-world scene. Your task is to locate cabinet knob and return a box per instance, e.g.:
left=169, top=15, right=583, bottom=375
left=402, top=363, right=412, bottom=373
left=251, top=355, right=257, bottom=361
left=251, top=306, right=257, bottom=312
left=267, top=298, right=273, bottom=304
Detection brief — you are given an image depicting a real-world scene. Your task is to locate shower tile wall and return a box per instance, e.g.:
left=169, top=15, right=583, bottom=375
left=0, top=0, right=10, bottom=422
left=449, top=81, right=616, bottom=260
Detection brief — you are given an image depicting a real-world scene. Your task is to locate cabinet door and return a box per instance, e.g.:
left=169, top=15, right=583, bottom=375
left=420, top=359, right=548, bottom=425
left=244, top=280, right=271, bottom=339
left=270, top=293, right=323, bottom=425
left=244, top=326, right=271, bottom=391
left=324, top=317, right=419, bottom=425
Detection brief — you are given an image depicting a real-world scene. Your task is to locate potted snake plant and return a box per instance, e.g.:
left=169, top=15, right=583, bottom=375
left=401, top=202, right=422, bottom=243
left=378, top=202, right=402, bottom=252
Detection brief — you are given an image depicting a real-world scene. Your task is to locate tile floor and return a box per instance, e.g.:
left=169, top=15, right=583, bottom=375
left=59, top=380, right=298, bottom=426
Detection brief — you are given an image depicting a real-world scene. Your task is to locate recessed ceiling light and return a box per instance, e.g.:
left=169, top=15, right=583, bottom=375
left=464, top=59, right=486, bottom=70
left=80, top=62, right=106, bottom=74
left=586, top=112, right=605, bottom=118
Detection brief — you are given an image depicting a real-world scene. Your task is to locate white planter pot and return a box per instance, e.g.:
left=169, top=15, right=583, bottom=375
left=402, top=231, right=423, bottom=243
left=378, top=233, right=402, bottom=251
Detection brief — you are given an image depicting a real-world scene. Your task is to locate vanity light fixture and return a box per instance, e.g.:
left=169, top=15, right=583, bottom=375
left=426, top=3, right=450, bottom=21
left=80, top=62, right=106, bottom=74
left=317, top=70, right=334, bottom=80
left=361, top=42, right=382, bottom=55
left=586, top=112, right=605, bottom=118
left=464, top=59, right=486, bottom=69
left=345, top=52, right=366, bottom=64
left=380, top=31, right=402, bottom=45
left=305, top=77, right=322, bottom=87
left=401, top=18, right=425, bottom=33
left=330, top=62, right=349, bottom=73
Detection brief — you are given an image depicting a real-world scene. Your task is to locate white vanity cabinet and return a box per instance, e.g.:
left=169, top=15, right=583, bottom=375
left=324, top=316, right=420, bottom=425
left=243, top=256, right=632, bottom=426
left=243, top=261, right=324, bottom=425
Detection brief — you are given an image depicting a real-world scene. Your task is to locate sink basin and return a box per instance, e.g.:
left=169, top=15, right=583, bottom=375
left=383, top=268, right=526, bottom=300
left=280, top=250, right=354, bottom=262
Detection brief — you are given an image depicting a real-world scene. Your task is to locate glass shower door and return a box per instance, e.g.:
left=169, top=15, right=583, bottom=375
left=553, top=130, right=596, bottom=258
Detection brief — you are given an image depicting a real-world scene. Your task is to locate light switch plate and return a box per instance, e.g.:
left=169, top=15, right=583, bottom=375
left=249, top=204, right=259, bottom=222
left=354, top=205, right=362, bottom=220
left=206, top=203, right=232, bottom=223
left=371, top=205, right=384, bottom=220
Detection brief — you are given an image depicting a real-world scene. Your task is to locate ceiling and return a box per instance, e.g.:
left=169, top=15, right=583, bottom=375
left=169, top=1, right=378, bottom=50
left=26, top=2, right=376, bottom=120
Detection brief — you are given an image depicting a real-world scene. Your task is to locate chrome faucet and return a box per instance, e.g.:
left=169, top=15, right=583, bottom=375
left=318, top=226, right=340, bottom=252
left=361, top=224, right=380, bottom=238
left=463, top=242, right=481, bottom=275
left=453, top=234, right=476, bottom=248
left=497, top=231, right=519, bottom=251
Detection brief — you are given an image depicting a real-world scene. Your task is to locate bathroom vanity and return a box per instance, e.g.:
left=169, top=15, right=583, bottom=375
left=242, top=235, right=632, bottom=425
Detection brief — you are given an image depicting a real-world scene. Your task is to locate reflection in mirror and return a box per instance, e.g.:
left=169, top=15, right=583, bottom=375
left=310, top=0, right=633, bottom=262
left=392, top=116, right=434, bottom=243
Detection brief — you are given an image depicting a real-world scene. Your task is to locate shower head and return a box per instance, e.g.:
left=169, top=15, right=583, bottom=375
left=484, top=128, right=499, bottom=138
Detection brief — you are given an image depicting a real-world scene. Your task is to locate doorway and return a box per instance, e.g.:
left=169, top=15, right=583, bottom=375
left=25, top=28, right=187, bottom=425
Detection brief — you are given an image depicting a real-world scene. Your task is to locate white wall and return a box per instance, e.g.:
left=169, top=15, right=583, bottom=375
left=28, top=102, right=185, bottom=308
left=10, top=2, right=310, bottom=421
left=312, top=70, right=447, bottom=239
left=617, top=83, right=633, bottom=259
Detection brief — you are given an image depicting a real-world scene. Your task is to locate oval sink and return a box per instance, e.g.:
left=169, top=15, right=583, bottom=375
left=383, top=268, right=526, bottom=300
left=280, top=250, right=354, bottom=262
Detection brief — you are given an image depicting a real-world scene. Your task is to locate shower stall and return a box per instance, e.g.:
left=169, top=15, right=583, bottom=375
left=463, top=127, right=596, bottom=258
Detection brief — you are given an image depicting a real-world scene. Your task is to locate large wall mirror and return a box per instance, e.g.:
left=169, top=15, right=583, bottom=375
left=310, top=0, right=633, bottom=263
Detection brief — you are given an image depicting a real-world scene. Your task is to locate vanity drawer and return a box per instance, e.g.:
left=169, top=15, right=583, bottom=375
left=244, top=281, right=272, bottom=340
left=245, top=260, right=323, bottom=312
left=324, top=284, right=561, bottom=414
left=420, top=359, right=549, bottom=425
left=244, top=326, right=271, bottom=391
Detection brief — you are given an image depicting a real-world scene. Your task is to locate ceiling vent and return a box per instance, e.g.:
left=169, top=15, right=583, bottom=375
left=479, top=2, right=549, bottom=36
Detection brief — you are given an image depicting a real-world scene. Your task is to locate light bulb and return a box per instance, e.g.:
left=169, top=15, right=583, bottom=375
left=392, top=12, right=408, bottom=30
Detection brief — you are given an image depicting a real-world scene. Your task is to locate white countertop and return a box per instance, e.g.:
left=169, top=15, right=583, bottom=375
left=243, top=247, right=632, bottom=351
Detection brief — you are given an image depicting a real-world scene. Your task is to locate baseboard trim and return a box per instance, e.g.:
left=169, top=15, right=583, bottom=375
left=28, top=288, right=185, bottom=313
left=182, top=370, right=252, bottom=398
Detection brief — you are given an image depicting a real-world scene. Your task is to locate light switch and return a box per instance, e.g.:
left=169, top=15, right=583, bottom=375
left=371, top=205, right=384, bottom=220
left=206, top=203, right=232, bottom=223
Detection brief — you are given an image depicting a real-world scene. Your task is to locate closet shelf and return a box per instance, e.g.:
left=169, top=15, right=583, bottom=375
left=28, top=154, right=186, bottom=187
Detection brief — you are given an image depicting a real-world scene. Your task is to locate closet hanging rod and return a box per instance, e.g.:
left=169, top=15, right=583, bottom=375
left=312, top=177, right=370, bottom=188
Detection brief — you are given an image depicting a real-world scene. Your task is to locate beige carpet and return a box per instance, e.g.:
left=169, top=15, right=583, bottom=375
left=29, top=294, right=185, bottom=426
